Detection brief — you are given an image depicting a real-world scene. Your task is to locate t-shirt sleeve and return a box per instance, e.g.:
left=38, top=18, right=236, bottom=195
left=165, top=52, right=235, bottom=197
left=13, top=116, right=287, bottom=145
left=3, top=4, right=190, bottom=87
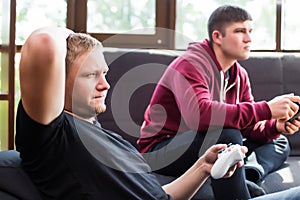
left=15, top=100, right=65, bottom=158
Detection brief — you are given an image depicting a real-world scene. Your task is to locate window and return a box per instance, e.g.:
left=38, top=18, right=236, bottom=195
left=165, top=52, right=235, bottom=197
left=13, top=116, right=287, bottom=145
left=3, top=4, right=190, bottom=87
left=0, top=2, right=2, bottom=45
left=71, top=0, right=297, bottom=51
left=0, top=0, right=14, bottom=151
left=281, top=0, right=300, bottom=50
left=16, top=0, right=67, bottom=45
left=175, top=0, right=276, bottom=50
left=15, top=0, right=67, bottom=104
left=87, top=0, right=156, bottom=35
left=71, top=0, right=175, bottom=49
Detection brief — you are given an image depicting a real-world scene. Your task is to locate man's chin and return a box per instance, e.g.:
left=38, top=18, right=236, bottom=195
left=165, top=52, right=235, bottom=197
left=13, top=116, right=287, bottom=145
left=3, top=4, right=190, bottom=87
left=95, top=106, right=106, bottom=115
left=241, top=52, right=250, bottom=60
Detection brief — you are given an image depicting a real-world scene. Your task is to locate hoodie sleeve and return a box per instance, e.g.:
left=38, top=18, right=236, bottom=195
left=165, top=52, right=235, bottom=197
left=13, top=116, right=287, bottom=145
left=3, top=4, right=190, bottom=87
left=165, top=58, right=274, bottom=132
left=242, top=120, right=280, bottom=144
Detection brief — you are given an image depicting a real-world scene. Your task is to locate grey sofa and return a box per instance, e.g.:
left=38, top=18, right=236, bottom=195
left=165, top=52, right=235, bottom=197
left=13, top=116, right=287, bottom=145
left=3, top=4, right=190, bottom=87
left=1, top=49, right=300, bottom=199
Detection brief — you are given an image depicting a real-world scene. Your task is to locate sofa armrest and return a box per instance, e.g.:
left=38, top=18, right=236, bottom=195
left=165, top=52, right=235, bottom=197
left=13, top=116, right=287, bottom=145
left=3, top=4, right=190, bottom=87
left=0, top=150, right=41, bottom=200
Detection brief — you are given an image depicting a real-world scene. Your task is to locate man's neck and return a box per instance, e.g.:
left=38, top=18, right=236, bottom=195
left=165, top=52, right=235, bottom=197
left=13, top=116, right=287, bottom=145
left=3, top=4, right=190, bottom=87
left=212, top=43, right=236, bottom=72
left=64, top=110, right=95, bottom=124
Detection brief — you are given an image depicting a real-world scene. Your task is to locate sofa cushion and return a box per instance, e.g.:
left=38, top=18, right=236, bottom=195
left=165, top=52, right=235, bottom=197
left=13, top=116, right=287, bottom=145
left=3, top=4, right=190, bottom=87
left=0, top=150, right=41, bottom=200
left=0, top=190, right=19, bottom=200
left=260, top=156, right=300, bottom=194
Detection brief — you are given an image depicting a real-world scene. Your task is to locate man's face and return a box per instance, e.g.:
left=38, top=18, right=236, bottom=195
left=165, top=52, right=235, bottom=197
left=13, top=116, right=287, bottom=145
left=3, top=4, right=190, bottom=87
left=219, top=20, right=253, bottom=61
left=65, top=46, right=110, bottom=119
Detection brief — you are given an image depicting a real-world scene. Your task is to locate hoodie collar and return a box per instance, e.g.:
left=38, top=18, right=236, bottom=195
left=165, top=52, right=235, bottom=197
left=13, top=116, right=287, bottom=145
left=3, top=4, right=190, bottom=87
left=194, top=39, right=238, bottom=84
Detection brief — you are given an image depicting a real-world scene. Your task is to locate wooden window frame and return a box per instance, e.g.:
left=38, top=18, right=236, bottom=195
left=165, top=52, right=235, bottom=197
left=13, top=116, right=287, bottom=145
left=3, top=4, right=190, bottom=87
left=0, top=0, right=16, bottom=150
left=67, top=0, right=176, bottom=49
left=67, top=0, right=298, bottom=52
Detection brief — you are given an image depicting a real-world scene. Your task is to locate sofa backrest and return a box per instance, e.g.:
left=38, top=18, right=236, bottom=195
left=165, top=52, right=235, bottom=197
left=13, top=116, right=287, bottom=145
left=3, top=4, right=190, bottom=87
left=239, top=53, right=300, bottom=101
left=100, top=49, right=181, bottom=147
left=100, top=49, right=300, bottom=156
left=240, top=53, right=300, bottom=156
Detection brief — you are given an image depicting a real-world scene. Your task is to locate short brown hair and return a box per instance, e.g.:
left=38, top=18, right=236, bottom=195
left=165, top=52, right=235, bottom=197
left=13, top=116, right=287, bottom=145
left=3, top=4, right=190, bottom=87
left=65, top=33, right=101, bottom=74
left=208, top=5, right=252, bottom=42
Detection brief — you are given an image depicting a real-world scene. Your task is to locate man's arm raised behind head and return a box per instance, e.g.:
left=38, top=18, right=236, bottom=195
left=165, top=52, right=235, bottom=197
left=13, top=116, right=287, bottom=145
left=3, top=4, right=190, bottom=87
left=19, top=27, right=72, bottom=125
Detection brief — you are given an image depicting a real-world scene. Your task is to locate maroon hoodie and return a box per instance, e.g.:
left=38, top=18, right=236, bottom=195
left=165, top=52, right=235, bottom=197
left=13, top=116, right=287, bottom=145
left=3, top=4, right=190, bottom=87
left=138, top=39, right=280, bottom=154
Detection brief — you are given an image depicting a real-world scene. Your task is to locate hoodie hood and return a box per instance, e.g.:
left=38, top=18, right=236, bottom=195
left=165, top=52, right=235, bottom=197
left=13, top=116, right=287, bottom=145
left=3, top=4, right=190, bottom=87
left=186, top=39, right=241, bottom=103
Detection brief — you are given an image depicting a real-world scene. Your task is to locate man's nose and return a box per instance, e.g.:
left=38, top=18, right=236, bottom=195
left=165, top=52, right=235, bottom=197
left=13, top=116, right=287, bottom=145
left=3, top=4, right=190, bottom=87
left=97, top=77, right=110, bottom=90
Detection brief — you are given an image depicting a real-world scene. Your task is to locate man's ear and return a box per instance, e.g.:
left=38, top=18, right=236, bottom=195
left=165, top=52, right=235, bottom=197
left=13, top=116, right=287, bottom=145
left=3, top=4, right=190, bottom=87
left=212, top=30, right=223, bottom=45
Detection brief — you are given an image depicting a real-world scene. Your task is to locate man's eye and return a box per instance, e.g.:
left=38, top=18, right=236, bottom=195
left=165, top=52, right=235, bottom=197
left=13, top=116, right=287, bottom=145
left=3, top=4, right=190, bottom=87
left=236, top=29, right=244, bottom=33
left=87, top=73, right=97, bottom=77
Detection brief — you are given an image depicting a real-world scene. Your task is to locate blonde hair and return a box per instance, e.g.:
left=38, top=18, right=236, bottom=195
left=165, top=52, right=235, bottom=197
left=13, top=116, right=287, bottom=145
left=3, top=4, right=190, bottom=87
left=65, top=33, right=101, bottom=74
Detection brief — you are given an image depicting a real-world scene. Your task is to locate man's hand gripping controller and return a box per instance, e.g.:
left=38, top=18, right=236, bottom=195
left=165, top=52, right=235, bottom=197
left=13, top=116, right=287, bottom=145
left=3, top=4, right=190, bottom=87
left=288, top=102, right=300, bottom=123
left=210, top=144, right=245, bottom=179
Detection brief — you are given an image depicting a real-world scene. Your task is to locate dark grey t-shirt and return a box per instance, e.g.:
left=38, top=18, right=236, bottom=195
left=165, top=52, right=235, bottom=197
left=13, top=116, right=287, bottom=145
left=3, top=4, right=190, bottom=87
left=16, top=101, right=171, bottom=200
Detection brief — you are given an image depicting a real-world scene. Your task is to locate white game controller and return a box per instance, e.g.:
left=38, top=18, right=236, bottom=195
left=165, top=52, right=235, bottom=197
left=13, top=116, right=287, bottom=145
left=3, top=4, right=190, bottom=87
left=211, top=143, right=245, bottom=179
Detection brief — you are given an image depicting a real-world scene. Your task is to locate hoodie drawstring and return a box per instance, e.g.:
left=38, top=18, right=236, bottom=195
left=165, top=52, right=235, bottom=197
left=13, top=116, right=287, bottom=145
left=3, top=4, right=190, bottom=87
left=236, top=76, right=240, bottom=104
left=219, top=71, right=240, bottom=104
left=220, top=71, right=225, bottom=103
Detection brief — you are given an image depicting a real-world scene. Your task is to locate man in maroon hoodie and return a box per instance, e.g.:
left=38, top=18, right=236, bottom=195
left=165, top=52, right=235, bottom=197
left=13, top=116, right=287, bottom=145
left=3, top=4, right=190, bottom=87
left=138, top=5, right=300, bottom=200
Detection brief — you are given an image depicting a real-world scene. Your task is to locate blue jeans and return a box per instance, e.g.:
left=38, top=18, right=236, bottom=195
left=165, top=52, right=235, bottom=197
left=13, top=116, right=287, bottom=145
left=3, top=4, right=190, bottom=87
left=244, top=134, right=290, bottom=183
left=145, top=128, right=250, bottom=199
left=251, top=187, right=300, bottom=200
left=144, top=128, right=290, bottom=200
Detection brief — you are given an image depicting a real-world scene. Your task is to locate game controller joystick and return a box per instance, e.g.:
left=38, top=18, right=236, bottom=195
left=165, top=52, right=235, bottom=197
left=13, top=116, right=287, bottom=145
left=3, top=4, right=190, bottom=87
left=211, top=143, right=245, bottom=179
left=288, top=102, right=300, bottom=123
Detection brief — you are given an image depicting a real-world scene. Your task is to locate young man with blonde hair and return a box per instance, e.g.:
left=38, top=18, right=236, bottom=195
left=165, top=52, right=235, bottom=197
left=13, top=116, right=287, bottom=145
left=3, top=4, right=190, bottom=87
left=16, top=26, right=247, bottom=200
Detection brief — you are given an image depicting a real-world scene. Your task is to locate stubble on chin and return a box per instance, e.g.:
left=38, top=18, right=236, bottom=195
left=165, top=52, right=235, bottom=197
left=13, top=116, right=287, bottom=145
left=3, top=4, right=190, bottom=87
left=94, top=105, right=106, bottom=115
